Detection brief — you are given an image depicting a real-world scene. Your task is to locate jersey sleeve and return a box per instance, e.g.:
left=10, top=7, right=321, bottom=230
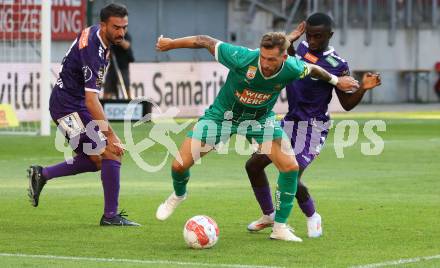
left=286, top=57, right=310, bottom=81
left=78, top=29, right=103, bottom=93
left=80, top=48, right=103, bottom=93
left=215, top=42, right=255, bottom=70
left=335, top=61, right=350, bottom=77
left=329, top=53, right=350, bottom=77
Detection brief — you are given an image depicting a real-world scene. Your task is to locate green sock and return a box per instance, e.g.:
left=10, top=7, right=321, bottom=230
left=172, top=169, right=190, bottom=196
left=274, top=170, right=299, bottom=223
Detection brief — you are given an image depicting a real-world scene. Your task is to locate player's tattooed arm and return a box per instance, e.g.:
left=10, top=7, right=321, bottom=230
left=336, top=72, right=381, bottom=111
left=192, top=35, right=219, bottom=55
left=306, top=63, right=360, bottom=92
left=156, top=35, right=219, bottom=56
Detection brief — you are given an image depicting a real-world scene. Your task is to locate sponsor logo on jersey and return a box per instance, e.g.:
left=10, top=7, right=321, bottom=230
left=330, top=52, right=347, bottom=63
left=79, top=27, right=90, bottom=49
left=325, top=56, right=339, bottom=67
left=246, top=66, right=257, bottom=80
left=304, top=52, right=318, bottom=63
left=234, top=88, right=272, bottom=105
left=274, top=84, right=283, bottom=90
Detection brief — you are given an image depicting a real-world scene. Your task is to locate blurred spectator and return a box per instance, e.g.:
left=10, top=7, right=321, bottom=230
left=104, top=32, right=135, bottom=99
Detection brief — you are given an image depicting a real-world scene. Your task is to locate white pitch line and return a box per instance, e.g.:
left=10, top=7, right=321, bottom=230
left=0, top=252, right=284, bottom=268
left=351, top=254, right=440, bottom=268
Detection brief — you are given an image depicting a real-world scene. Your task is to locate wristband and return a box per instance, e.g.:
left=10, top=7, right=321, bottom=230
left=329, top=74, right=339, bottom=86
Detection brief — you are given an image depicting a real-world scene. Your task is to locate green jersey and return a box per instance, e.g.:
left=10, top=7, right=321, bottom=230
left=210, top=42, right=309, bottom=121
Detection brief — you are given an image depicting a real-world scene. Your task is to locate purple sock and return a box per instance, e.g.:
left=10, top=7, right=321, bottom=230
left=252, top=185, right=275, bottom=215
left=42, top=154, right=98, bottom=180
left=298, top=197, right=316, bottom=217
left=101, top=159, right=120, bottom=218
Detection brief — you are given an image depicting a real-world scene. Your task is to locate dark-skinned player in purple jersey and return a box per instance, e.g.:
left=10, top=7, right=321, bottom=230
left=245, top=13, right=381, bottom=237
left=27, top=3, right=140, bottom=226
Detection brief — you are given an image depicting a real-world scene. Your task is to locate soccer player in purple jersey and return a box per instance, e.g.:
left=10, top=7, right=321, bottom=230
left=27, top=3, right=139, bottom=226
left=245, top=13, right=381, bottom=237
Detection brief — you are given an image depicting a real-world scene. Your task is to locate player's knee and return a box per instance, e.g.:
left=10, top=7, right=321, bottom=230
left=101, top=149, right=122, bottom=162
left=245, top=157, right=259, bottom=175
left=245, top=154, right=271, bottom=174
left=88, top=155, right=102, bottom=170
left=171, top=160, right=187, bottom=174
left=278, top=162, right=299, bottom=173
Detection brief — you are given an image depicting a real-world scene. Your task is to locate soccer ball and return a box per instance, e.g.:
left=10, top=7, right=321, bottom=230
left=183, top=215, right=219, bottom=249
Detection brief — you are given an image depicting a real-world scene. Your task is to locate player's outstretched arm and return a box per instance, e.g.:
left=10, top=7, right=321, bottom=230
left=336, top=72, right=382, bottom=111
left=156, top=35, right=220, bottom=56
left=306, top=63, right=360, bottom=92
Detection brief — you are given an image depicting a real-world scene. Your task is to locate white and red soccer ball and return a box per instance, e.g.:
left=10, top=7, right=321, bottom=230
left=183, top=215, right=219, bottom=249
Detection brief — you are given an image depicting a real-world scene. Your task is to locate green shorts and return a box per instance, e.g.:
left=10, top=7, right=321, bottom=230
left=187, top=109, right=287, bottom=145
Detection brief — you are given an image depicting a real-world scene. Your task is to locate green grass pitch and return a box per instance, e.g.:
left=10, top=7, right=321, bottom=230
left=0, top=112, right=439, bottom=267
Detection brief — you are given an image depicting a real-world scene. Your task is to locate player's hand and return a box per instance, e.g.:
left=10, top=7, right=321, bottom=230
left=156, top=35, right=174, bottom=51
left=106, top=133, right=124, bottom=156
left=336, top=76, right=360, bottom=91
left=362, top=72, right=381, bottom=90
left=288, top=21, right=306, bottom=42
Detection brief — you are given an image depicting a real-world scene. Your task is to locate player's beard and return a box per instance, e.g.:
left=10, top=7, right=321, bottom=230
left=114, top=36, right=124, bottom=45
left=108, top=32, right=124, bottom=46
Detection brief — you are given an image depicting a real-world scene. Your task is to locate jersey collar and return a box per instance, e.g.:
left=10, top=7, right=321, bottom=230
left=96, top=29, right=108, bottom=50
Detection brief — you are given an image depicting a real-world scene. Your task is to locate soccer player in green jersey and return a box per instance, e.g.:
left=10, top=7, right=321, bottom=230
left=154, top=32, right=359, bottom=241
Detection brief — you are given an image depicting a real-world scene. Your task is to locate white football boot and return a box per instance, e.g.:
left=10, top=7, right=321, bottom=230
left=270, top=222, right=303, bottom=242
left=307, top=212, right=323, bottom=238
left=156, top=192, right=187, bottom=221
left=247, top=212, right=275, bottom=231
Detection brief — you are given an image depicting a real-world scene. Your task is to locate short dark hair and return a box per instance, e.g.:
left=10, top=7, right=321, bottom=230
left=260, top=32, right=290, bottom=53
left=100, top=3, right=128, bottom=22
left=306, top=12, right=333, bottom=30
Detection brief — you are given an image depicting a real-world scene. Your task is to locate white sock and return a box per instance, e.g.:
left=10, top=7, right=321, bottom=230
left=274, top=221, right=286, bottom=229
left=308, top=212, right=317, bottom=219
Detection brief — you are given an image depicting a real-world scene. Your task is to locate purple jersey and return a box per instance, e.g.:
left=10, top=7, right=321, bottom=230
left=285, top=41, right=350, bottom=122
left=50, top=25, right=110, bottom=114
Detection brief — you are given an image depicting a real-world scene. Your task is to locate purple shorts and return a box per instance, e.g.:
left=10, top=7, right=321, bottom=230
left=281, top=119, right=330, bottom=170
left=50, top=109, right=107, bottom=156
